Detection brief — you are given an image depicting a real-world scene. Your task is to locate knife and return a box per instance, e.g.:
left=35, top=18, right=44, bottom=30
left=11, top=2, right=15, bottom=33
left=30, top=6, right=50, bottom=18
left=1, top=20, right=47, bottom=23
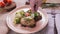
left=51, top=11, right=58, bottom=34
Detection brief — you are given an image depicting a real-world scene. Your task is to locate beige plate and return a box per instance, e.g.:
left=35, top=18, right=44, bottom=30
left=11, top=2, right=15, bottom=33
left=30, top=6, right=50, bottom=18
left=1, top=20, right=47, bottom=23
left=6, top=5, right=48, bottom=34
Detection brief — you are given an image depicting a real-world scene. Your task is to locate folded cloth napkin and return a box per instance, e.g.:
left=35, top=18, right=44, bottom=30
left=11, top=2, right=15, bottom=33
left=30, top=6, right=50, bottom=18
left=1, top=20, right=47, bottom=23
left=0, top=13, right=9, bottom=34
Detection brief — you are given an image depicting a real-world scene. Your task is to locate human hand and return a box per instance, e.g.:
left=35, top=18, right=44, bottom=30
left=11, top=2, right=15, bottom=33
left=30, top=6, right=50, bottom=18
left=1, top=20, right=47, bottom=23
left=30, top=0, right=42, bottom=12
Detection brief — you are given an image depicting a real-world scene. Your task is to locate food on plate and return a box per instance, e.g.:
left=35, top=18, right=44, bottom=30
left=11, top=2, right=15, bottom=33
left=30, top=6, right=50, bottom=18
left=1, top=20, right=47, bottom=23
left=0, top=0, right=16, bottom=13
left=14, top=9, right=42, bottom=28
left=7, top=0, right=12, bottom=4
left=34, top=12, right=42, bottom=21
left=14, top=10, right=25, bottom=24
left=3, top=0, right=12, bottom=4
left=14, top=17, right=20, bottom=24
left=21, top=16, right=36, bottom=28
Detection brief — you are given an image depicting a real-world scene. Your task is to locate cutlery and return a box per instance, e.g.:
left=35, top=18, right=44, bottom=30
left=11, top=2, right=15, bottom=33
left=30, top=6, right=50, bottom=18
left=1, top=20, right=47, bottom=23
left=46, top=7, right=58, bottom=34
left=51, top=8, right=58, bottom=34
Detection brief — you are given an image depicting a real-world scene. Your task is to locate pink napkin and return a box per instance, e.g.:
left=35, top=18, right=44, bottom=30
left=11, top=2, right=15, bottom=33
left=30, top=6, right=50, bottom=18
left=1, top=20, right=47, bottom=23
left=0, top=13, right=9, bottom=34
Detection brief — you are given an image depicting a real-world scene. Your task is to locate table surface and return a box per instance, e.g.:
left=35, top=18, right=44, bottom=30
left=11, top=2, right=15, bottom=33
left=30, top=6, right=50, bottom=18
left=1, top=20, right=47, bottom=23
left=0, top=0, right=60, bottom=34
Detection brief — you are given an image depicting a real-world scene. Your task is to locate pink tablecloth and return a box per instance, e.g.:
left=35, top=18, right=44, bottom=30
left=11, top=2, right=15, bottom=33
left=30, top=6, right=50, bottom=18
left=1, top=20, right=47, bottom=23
left=0, top=0, right=60, bottom=34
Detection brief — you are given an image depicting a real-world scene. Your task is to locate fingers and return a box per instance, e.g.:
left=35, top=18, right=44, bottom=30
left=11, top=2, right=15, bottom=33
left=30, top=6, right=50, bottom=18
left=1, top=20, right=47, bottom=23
left=30, top=0, right=36, bottom=12
left=30, top=0, right=42, bottom=13
left=33, top=0, right=42, bottom=12
left=34, top=3, right=38, bottom=12
left=35, top=0, right=42, bottom=12
left=37, top=0, right=43, bottom=7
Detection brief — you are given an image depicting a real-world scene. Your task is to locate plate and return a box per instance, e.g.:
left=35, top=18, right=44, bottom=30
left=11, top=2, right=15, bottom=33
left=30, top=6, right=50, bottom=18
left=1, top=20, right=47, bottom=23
left=6, top=5, right=48, bottom=33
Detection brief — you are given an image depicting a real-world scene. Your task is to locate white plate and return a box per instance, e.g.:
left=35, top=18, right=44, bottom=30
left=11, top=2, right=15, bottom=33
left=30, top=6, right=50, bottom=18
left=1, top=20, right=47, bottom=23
left=6, top=5, right=48, bottom=33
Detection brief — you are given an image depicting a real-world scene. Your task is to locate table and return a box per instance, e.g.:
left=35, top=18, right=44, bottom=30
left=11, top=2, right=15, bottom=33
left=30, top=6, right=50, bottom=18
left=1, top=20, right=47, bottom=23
left=46, top=0, right=60, bottom=3
left=0, top=0, right=60, bottom=34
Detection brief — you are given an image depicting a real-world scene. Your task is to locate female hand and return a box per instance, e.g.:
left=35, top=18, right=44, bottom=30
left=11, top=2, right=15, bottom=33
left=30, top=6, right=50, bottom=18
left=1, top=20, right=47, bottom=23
left=30, top=0, right=42, bottom=12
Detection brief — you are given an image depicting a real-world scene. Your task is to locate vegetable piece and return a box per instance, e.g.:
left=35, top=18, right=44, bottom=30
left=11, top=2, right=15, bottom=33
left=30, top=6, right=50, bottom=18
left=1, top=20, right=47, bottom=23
left=16, top=12, right=21, bottom=18
left=0, top=2, right=5, bottom=7
left=19, top=10, right=25, bottom=17
left=14, top=18, right=20, bottom=24
left=3, top=0, right=7, bottom=3
left=25, top=12, right=30, bottom=17
left=16, top=10, right=25, bottom=18
left=16, top=12, right=19, bottom=14
left=34, top=12, right=42, bottom=21
left=34, top=12, right=39, bottom=17
left=30, top=13, right=34, bottom=18
left=3, top=0, right=12, bottom=4
left=20, top=10, right=25, bottom=15
left=25, top=10, right=32, bottom=17
left=7, top=0, right=12, bottom=4
left=27, top=10, right=32, bottom=13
